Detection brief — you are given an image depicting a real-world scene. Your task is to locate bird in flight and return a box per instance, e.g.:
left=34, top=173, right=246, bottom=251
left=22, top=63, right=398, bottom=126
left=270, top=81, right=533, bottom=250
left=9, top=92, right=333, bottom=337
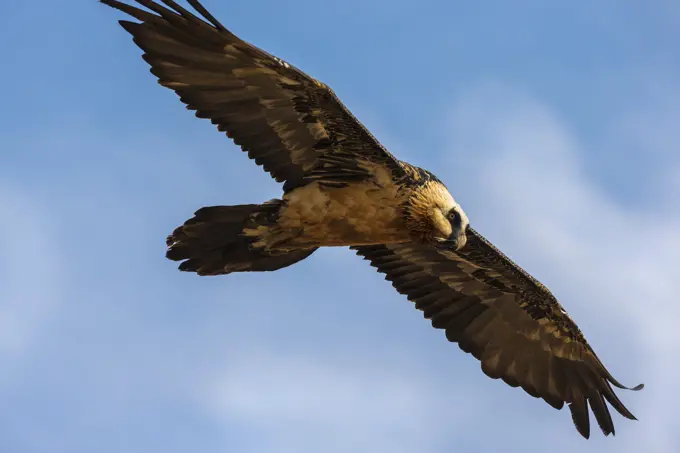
left=101, top=0, right=643, bottom=439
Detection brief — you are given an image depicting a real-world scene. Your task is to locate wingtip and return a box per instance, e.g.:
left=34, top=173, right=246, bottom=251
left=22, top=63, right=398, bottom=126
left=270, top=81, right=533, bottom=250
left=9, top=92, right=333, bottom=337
left=186, top=0, right=228, bottom=31
left=118, top=19, right=138, bottom=34
left=99, top=0, right=119, bottom=8
left=610, top=379, right=645, bottom=392
left=602, top=367, right=644, bottom=390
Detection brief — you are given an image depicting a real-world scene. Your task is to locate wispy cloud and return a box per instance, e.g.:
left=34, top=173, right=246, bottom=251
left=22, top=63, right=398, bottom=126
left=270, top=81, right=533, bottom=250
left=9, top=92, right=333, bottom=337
left=0, top=186, right=62, bottom=362
left=203, top=348, right=477, bottom=453
left=443, top=82, right=680, bottom=451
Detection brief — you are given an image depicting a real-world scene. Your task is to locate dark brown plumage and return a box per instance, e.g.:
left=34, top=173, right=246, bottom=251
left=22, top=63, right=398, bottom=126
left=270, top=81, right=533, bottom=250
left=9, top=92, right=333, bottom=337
left=101, top=0, right=643, bottom=439
left=352, top=239, right=643, bottom=438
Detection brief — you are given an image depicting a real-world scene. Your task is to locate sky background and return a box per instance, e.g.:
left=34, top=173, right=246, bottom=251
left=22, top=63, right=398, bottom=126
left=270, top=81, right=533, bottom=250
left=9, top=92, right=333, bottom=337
left=1, top=0, right=679, bottom=452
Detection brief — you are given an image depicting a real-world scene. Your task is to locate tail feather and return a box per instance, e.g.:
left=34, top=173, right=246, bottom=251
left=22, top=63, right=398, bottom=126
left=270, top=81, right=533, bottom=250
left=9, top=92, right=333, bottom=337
left=166, top=200, right=316, bottom=276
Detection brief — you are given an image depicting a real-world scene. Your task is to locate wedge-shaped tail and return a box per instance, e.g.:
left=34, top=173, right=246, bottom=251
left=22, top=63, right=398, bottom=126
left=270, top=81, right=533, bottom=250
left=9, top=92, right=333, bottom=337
left=166, top=200, right=316, bottom=276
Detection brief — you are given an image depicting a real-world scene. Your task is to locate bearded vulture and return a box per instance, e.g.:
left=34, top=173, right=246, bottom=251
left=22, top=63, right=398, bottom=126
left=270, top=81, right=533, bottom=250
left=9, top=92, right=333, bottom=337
left=101, top=0, right=643, bottom=439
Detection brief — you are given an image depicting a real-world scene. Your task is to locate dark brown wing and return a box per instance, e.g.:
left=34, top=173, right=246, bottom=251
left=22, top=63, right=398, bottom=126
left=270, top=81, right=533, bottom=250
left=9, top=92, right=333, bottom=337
left=101, top=0, right=406, bottom=191
left=353, top=230, right=643, bottom=439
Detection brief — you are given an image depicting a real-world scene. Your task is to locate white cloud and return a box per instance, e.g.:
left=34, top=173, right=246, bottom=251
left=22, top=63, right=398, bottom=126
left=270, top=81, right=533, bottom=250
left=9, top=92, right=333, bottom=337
left=203, top=347, right=480, bottom=453
left=0, top=186, right=62, bottom=361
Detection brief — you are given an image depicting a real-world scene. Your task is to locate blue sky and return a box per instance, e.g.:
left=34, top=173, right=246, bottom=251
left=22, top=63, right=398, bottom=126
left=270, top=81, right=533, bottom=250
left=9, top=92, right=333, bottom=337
left=1, top=1, right=679, bottom=452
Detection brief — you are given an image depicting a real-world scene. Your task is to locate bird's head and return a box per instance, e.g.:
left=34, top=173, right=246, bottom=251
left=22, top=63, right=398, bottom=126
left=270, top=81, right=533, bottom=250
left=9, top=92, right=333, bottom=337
left=406, top=180, right=470, bottom=251
left=432, top=204, right=469, bottom=251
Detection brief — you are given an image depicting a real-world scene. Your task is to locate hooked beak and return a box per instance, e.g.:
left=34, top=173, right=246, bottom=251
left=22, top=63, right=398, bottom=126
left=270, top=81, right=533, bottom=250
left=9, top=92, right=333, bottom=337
left=435, top=229, right=468, bottom=251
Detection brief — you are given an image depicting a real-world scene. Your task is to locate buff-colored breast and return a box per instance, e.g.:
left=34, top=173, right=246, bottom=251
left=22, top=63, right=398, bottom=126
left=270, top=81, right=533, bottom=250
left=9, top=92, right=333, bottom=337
left=278, top=178, right=411, bottom=247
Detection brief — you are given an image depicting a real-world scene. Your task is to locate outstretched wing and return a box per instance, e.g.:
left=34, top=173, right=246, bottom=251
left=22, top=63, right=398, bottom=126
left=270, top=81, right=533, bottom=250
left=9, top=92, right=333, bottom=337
left=352, top=228, right=642, bottom=439
left=101, top=0, right=406, bottom=191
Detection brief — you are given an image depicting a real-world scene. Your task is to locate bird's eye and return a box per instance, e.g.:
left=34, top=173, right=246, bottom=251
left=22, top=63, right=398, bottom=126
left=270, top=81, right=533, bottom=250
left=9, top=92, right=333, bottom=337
left=448, top=209, right=461, bottom=224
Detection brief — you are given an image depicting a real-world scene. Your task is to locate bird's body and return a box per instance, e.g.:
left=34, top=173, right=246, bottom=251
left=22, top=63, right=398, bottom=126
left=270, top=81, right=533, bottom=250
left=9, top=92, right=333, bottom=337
left=244, top=162, right=459, bottom=250
left=276, top=178, right=411, bottom=248
left=101, top=0, right=642, bottom=439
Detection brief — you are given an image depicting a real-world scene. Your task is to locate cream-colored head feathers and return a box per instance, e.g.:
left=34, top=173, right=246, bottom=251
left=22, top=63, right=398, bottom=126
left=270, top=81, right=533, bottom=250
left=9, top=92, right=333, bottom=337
left=405, top=180, right=469, bottom=248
